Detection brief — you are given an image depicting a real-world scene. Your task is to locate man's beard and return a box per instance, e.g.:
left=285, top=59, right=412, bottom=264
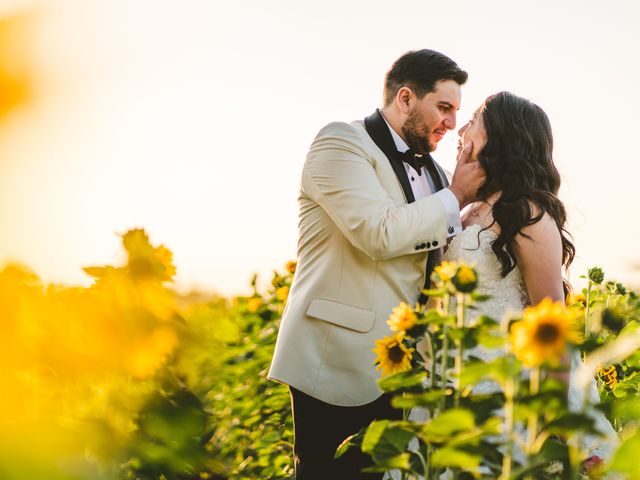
left=402, top=108, right=433, bottom=154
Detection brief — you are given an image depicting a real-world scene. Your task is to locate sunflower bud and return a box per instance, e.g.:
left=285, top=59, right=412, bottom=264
left=587, top=266, right=604, bottom=285
left=275, top=286, right=290, bottom=302
left=285, top=261, right=297, bottom=274
left=452, top=264, right=478, bottom=293
left=247, top=297, right=262, bottom=313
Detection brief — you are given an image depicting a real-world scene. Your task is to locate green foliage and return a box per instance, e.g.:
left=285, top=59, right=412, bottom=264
left=192, top=267, right=295, bottom=480
left=362, top=264, right=640, bottom=479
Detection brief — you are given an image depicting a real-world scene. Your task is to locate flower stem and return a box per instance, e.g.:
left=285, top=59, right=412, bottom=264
left=440, top=295, right=451, bottom=409
left=501, top=371, right=515, bottom=480
left=526, top=367, right=540, bottom=455
left=585, top=280, right=592, bottom=341
left=454, top=293, right=466, bottom=407
left=415, top=449, right=429, bottom=478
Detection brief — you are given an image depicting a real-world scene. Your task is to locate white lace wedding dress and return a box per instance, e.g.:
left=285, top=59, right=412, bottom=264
left=383, top=224, right=618, bottom=479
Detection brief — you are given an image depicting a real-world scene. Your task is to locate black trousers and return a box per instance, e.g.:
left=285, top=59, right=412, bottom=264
left=290, top=386, right=402, bottom=480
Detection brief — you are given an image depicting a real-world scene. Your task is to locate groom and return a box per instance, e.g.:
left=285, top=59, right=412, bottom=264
left=268, top=49, right=485, bottom=479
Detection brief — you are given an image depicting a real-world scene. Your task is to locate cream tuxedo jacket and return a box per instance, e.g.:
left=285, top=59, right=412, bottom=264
left=268, top=118, right=449, bottom=406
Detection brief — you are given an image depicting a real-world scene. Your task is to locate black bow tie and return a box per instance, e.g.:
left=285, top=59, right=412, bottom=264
left=399, top=149, right=427, bottom=175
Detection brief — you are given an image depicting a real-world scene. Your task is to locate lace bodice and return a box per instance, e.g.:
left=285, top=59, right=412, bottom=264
left=444, top=223, right=529, bottom=320
left=443, top=224, right=529, bottom=365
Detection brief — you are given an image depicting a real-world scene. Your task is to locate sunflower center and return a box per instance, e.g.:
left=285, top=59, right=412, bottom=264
left=535, top=323, right=560, bottom=343
left=388, top=344, right=405, bottom=364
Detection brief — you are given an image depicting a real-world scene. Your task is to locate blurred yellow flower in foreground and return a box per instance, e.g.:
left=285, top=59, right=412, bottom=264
left=276, top=286, right=289, bottom=302
left=387, top=302, right=417, bottom=332
left=432, top=260, right=458, bottom=284
left=453, top=264, right=478, bottom=293
left=373, top=334, right=414, bottom=377
left=128, top=327, right=178, bottom=379
left=286, top=261, right=297, bottom=274
left=510, top=298, right=579, bottom=368
left=247, top=297, right=262, bottom=313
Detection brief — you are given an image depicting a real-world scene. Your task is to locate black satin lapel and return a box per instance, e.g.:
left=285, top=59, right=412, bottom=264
left=423, top=154, right=447, bottom=192
left=364, top=110, right=416, bottom=204
left=432, top=158, right=450, bottom=189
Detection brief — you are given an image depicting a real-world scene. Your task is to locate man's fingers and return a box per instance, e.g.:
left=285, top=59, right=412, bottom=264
left=457, top=141, right=474, bottom=164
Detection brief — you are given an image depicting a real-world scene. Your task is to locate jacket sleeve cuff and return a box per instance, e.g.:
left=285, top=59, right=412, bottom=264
left=434, top=188, right=462, bottom=238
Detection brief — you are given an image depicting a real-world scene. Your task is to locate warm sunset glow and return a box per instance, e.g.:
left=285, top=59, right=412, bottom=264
left=0, top=0, right=638, bottom=298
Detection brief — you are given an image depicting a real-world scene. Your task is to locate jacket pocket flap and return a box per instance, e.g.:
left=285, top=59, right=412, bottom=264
left=306, top=299, right=375, bottom=333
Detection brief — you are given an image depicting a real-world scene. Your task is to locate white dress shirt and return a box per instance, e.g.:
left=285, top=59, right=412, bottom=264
left=382, top=116, right=462, bottom=237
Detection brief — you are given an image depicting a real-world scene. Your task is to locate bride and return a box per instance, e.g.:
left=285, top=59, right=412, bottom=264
left=386, top=91, right=617, bottom=479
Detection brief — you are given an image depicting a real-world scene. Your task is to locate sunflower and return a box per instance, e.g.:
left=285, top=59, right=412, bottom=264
left=452, top=264, right=478, bottom=293
left=372, top=334, right=414, bottom=377
left=275, top=286, right=290, bottom=302
left=510, top=298, right=579, bottom=368
left=431, top=260, right=458, bottom=285
left=246, top=297, right=262, bottom=313
left=387, top=302, right=418, bottom=332
left=565, top=292, right=586, bottom=307
left=285, top=260, right=297, bottom=274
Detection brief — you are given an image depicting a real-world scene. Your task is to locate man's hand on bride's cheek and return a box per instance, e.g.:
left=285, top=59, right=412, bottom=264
left=456, top=141, right=473, bottom=164
left=449, top=141, right=486, bottom=209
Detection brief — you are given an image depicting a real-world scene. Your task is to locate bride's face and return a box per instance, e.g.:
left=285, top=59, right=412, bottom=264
left=457, top=105, right=486, bottom=160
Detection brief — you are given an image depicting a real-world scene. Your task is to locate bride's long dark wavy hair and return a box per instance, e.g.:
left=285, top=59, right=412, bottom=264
left=476, top=91, right=575, bottom=289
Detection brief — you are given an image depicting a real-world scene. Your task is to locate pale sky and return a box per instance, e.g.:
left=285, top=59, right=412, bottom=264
left=0, top=0, right=638, bottom=296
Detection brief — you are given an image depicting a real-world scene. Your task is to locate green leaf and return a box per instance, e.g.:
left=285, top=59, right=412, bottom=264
left=470, top=292, right=492, bottom=302
left=446, top=326, right=466, bottom=342
left=610, top=430, right=640, bottom=476
left=612, top=372, right=640, bottom=398
left=625, top=350, right=640, bottom=368
left=421, top=288, right=447, bottom=298
left=421, top=309, right=448, bottom=325
left=542, top=413, right=598, bottom=435
left=378, top=369, right=427, bottom=393
left=613, top=397, right=640, bottom=422
left=459, top=357, right=516, bottom=387
left=361, top=421, right=415, bottom=462
left=334, top=432, right=362, bottom=459
left=422, top=409, right=475, bottom=443
left=362, top=420, right=389, bottom=454
left=431, top=447, right=481, bottom=469
left=362, top=453, right=412, bottom=472
left=476, top=332, right=507, bottom=349
left=619, top=320, right=640, bottom=337
left=474, top=315, right=500, bottom=327
left=390, top=390, right=447, bottom=409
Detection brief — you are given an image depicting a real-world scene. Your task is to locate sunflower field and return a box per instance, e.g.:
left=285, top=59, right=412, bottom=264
left=349, top=263, right=640, bottom=479
left=1, top=230, right=639, bottom=479
left=0, top=228, right=295, bottom=480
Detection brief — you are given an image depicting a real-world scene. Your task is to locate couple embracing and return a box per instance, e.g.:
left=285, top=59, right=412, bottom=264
left=268, top=49, right=616, bottom=479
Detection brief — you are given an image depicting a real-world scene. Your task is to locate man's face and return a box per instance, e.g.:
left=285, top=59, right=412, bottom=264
left=401, top=79, right=461, bottom=154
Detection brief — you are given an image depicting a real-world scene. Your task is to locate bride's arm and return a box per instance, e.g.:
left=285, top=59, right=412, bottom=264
left=513, top=209, right=569, bottom=384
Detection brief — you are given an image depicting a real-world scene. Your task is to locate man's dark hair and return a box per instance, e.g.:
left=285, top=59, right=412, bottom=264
left=383, top=49, right=468, bottom=106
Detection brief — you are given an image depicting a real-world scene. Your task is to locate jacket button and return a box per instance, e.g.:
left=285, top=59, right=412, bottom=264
left=425, top=242, right=431, bottom=248
left=415, top=245, right=421, bottom=250
left=432, top=240, right=439, bottom=247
